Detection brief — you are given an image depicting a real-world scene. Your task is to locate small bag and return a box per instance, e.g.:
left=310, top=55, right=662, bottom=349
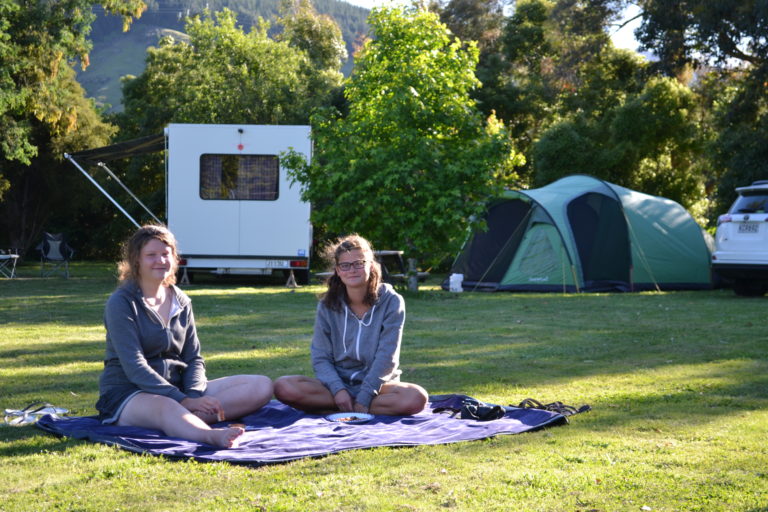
left=459, top=399, right=507, bottom=421
left=433, top=398, right=507, bottom=421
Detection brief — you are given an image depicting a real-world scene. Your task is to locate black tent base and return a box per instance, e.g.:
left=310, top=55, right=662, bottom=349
left=441, top=279, right=713, bottom=293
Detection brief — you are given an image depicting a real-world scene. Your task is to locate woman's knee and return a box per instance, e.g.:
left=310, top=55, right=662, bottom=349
left=118, top=393, right=180, bottom=427
left=251, top=374, right=273, bottom=394
left=273, top=375, right=301, bottom=403
left=403, top=385, right=428, bottom=415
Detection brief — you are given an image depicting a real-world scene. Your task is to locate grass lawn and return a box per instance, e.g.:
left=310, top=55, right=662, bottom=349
left=1, top=262, right=766, bottom=511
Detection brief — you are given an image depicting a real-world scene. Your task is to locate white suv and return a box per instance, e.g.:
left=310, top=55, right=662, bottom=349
left=712, top=180, right=768, bottom=296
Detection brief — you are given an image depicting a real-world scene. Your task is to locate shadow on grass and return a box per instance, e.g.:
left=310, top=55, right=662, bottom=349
left=0, top=426, right=86, bottom=458
left=0, top=339, right=102, bottom=362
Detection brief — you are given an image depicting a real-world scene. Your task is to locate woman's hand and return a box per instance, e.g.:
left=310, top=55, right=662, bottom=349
left=181, top=396, right=225, bottom=421
left=334, top=389, right=355, bottom=412
left=353, top=402, right=369, bottom=414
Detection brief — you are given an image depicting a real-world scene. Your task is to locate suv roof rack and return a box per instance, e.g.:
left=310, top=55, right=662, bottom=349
left=751, top=180, right=768, bottom=186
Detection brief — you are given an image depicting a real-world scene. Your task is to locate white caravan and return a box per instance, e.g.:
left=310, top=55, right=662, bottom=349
left=66, top=123, right=312, bottom=283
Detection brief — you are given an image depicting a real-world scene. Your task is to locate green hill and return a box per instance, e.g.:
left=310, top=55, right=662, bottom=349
left=78, top=0, right=370, bottom=111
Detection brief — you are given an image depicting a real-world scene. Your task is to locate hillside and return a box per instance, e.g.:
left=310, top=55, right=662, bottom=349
left=78, top=0, right=370, bottom=111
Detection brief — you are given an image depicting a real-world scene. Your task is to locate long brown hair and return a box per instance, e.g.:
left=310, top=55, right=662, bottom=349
left=117, top=224, right=180, bottom=286
left=321, top=234, right=382, bottom=311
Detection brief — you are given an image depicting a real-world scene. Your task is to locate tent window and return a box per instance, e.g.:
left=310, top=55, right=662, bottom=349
left=200, top=154, right=279, bottom=201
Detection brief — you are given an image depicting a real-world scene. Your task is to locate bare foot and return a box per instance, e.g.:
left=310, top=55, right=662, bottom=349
left=207, top=426, right=244, bottom=448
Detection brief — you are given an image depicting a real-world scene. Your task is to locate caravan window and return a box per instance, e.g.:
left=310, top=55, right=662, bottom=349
left=199, top=154, right=279, bottom=200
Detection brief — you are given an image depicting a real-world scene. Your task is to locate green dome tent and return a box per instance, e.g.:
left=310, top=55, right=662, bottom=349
left=447, top=175, right=713, bottom=292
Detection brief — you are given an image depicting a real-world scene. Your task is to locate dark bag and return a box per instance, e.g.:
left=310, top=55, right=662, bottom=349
left=459, top=398, right=507, bottom=421
left=433, top=397, right=507, bottom=421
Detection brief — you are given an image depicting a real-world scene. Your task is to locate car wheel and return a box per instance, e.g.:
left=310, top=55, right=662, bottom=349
left=733, top=280, right=767, bottom=297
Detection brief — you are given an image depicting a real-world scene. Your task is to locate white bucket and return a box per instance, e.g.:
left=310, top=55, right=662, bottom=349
left=449, top=273, right=464, bottom=292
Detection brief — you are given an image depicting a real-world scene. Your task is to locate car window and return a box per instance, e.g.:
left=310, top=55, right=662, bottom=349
left=731, top=192, right=768, bottom=213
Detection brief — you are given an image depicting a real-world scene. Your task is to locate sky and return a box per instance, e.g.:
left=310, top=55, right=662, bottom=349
left=343, top=0, right=643, bottom=52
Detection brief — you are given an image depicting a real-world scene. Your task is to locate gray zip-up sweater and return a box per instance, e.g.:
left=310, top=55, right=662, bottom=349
left=97, top=283, right=207, bottom=409
left=311, top=283, right=404, bottom=408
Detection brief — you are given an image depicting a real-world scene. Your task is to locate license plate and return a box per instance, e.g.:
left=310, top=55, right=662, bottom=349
left=738, top=223, right=759, bottom=233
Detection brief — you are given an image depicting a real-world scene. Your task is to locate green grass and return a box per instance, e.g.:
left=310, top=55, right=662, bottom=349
left=1, top=262, right=766, bottom=511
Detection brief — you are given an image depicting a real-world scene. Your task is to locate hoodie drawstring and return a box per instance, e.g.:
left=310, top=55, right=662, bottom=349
left=343, top=304, right=376, bottom=381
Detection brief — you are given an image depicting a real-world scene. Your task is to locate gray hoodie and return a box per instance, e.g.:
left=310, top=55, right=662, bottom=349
left=311, top=283, right=404, bottom=408
left=97, top=283, right=207, bottom=413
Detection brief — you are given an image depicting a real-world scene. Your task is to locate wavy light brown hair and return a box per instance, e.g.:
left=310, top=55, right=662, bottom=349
left=321, top=234, right=382, bottom=311
left=117, top=224, right=180, bottom=286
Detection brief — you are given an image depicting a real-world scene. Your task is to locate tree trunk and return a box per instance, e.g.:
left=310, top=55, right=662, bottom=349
left=407, top=257, right=419, bottom=292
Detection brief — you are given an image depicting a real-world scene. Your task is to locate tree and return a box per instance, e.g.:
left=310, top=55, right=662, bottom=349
left=436, top=0, right=504, bottom=54
left=634, top=0, right=766, bottom=75
left=118, top=7, right=345, bottom=136
left=442, top=0, right=629, bottom=183
left=534, top=76, right=704, bottom=211
left=285, top=6, right=523, bottom=289
left=0, top=0, right=144, bottom=196
left=453, top=0, right=709, bottom=215
left=279, top=0, right=348, bottom=72
left=0, top=63, right=119, bottom=254
left=0, top=0, right=143, bottom=252
left=633, top=0, right=768, bottom=216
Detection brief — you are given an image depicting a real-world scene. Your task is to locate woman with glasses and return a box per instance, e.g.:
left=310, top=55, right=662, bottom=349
left=274, top=234, right=428, bottom=415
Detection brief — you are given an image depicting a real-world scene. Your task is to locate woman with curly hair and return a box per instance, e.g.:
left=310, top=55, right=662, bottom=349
left=96, top=225, right=272, bottom=448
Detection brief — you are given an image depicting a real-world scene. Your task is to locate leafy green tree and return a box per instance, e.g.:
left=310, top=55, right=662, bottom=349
left=0, top=0, right=143, bottom=251
left=634, top=0, right=766, bottom=75
left=633, top=0, right=768, bottom=215
left=285, top=6, right=523, bottom=287
left=448, top=0, right=628, bottom=183
left=119, top=7, right=345, bottom=136
left=457, top=0, right=708, bottom=214
left=534, top=75, right=704, bottom=210
left=279, top=0, right=348, bottom=72
left=0, top=63, right=118, bottom=253
left=0, top=0, right=144, bottom=196
left=436, top=0, right=504, bottom=53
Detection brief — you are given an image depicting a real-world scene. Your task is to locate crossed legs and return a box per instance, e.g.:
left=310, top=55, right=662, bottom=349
left=117, top=374, right=272, bottom=448
left=274, top=375, right=427, bottom=416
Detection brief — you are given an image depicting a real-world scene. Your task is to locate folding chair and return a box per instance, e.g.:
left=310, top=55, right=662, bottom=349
left=37, top=232, right=74, bottom=278
left=0, top=251, right=19, bottom=278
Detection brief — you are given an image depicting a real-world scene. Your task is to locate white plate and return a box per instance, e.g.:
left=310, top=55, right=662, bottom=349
left=325, top=412, right=374, bottom=424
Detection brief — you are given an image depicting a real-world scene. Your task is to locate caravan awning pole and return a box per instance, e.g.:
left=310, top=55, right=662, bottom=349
left=64, top=153, right=142, bottom=229
left=97, top=162, right=162, bottom=224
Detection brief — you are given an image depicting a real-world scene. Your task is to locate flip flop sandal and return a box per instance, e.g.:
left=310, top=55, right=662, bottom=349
left=2, top=402, right=68, bottom=426
left=515, top=398, right=591, bottom=417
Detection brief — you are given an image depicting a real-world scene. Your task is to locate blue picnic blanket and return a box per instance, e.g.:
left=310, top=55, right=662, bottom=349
left=35, top=395, right=568, bottom=466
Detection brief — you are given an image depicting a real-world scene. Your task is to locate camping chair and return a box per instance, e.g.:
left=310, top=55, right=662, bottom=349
left=0, top=250, right=19, bottom=278
left=37, top=232, right=74, bottom=278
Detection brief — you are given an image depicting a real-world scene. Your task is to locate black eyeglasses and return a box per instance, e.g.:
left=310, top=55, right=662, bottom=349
left=337, top=260, right=367, bottom=271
